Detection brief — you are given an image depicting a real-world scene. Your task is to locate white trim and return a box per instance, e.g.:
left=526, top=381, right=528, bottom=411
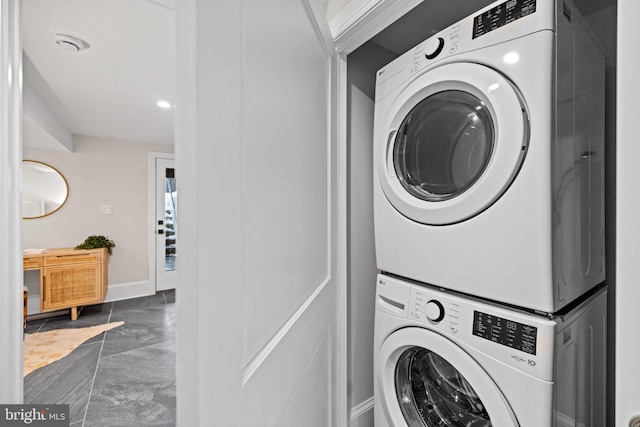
left=350, top=396, right=374, bottom=422
left=241, top=276, right=331, bottom=385
left=302, top=0, right=336, bottom=58
left=617, top=0, right=640, bottom=424
left=26, top=281, right=154, bottom=315
left=148, top=151, right=175, bottom=294
left=329, top=0, right=422, bottom=54
left=335, top=52, right=350, bottom=427
left=0, top=0, right=23, bottom=403
left=104, top=280, right=155, bottom=303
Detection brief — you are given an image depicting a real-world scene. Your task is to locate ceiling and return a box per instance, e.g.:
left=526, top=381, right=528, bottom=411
left=22, top=0, right=175, bottom=150
left=22, top=0, right=615, bottom=151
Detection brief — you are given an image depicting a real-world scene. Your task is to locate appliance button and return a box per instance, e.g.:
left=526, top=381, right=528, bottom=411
left=450, top=324, right=458, bottom=334
left=425, top=300, right=445, bottom=322
left=424, top=37, right=445, bottom=60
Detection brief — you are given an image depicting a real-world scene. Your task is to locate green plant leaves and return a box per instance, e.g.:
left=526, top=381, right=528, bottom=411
left=74, top=235, right=116, bottom=255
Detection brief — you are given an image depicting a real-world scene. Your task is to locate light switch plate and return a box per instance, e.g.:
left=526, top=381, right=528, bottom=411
left=99, top=204, right=112, bottom=215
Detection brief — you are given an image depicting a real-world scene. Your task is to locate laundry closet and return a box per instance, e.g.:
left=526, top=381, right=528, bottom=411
left=342, top=0, right=617, bottom=425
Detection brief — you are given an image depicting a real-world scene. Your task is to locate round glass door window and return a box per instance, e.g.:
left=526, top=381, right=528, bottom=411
left=395, top=346, right=492, bottom=426
left=376, top=62, right=529, bottom=225
left=394, top=90, right=494, bottom=202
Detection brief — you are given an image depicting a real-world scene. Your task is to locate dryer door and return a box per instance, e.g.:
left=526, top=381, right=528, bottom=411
left=377, top=328, right=519, bottom=426
left=376, top=62, right=529, bottom=225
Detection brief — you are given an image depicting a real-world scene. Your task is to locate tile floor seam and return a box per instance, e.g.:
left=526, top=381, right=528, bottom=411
left=99, top=338, right=175, bottom=360
left=80, top=301, right=114, bottom=426
left=36, top=318, right=47, bottom=333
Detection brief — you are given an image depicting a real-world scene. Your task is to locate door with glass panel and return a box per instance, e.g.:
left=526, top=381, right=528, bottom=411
left=156, top=157, right=176, bottom=291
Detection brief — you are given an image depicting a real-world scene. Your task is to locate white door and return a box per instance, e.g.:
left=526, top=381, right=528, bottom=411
left=155, top=157, right=176, bottom=291
left=175, top=0, right=343, bottom=426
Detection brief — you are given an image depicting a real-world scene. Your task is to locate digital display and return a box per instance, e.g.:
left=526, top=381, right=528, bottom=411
left=472, top=0, right=537, bottom=39
left=472, top=311, right=537, bottom=355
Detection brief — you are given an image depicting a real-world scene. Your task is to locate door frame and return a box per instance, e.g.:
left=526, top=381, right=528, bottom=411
left=0, top=0, right=23, bottom=403
left=331, top=1, right=423, bottom=422
left=148, top=151, right=175, bottom=294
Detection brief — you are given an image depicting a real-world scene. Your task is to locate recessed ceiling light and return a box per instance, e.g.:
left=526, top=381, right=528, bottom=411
left=53, top=33, right=90, bottom=52
left=157, top=100, right=172, bottom=109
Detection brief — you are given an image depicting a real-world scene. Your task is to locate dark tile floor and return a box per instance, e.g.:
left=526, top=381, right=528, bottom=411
left=24, top=291, right=176, bottom=427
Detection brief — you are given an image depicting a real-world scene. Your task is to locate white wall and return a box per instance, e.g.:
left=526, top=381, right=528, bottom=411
left=22, top=135, right=173, bottom=305
left=616, top=1, right=640, bottom=424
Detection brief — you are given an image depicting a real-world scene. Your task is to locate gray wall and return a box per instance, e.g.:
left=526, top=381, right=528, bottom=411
left=347, top=42, right=396, bottom=426
left=585, top=5, right=617, bottom=426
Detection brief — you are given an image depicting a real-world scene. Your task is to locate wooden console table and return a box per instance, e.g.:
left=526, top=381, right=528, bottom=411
left=23, top=247, right=109, bottom=320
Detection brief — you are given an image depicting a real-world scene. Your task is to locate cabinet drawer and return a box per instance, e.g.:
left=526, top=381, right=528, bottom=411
left=23, top=258, right=42, bottom=269
left=44, top=253, right=102, bottom=267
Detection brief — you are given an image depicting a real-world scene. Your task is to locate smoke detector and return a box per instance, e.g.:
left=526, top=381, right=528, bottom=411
left=53, top=33, right=90, bottom=52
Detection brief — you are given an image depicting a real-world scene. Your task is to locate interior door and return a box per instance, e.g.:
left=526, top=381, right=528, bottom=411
left=175, top=0, right=341, bottom=425
left=155, top=157, right=176, bottom=291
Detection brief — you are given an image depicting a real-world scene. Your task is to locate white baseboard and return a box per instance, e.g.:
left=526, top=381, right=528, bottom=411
left=104, top=280, right=155, bottom=303
left=351, top=397, right=374, bottom=427
left=26, top=280, right=156, bottom=315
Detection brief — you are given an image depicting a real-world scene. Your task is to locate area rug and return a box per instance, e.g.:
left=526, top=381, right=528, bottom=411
left=24, top=321, right=124, bottom=377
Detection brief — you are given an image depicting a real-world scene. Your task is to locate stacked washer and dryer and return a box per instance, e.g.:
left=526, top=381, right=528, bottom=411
left=372, top=0, right=607, bottom=426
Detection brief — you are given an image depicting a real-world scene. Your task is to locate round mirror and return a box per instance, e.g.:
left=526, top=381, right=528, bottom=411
left=22, top=160, right=69, bottom=219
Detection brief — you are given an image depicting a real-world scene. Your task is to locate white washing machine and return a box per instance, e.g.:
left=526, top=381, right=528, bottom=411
left=374, top=274, right=607, bottom=427
left=373, top=0, right=606, bottom=313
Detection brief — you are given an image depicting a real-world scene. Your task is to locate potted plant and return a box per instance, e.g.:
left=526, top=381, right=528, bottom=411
left=74, top=235, right=116, bottom=255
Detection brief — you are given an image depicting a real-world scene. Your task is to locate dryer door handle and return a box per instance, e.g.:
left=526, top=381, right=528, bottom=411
left=386, top=129, right=398, bottom=176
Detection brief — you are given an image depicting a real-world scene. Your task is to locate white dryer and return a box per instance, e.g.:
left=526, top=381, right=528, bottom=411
left=374, top=274, right=607, bottom=427
left=373, top=0, right=606, bottom=313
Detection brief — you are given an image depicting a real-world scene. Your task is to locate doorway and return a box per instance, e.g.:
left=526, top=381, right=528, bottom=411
left=151, top=153, right=177, bottom=292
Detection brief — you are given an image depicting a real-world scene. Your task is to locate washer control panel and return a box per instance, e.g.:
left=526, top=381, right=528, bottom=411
left=377, top=274, right=556, bottom=381
left=472, top=310, right=537, bottom=355
left=410, top=288, right=463, bottom=335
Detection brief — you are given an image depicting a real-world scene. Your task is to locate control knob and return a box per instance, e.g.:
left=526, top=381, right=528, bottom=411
left=425, top=299, right=445, bottom=322
left=424, top=37, right=445, bottom=60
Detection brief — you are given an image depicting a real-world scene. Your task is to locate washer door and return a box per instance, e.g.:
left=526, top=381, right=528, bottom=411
left=376, top=62, right=529, bottom=225
left=377, top=328, right=519, bottom=426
